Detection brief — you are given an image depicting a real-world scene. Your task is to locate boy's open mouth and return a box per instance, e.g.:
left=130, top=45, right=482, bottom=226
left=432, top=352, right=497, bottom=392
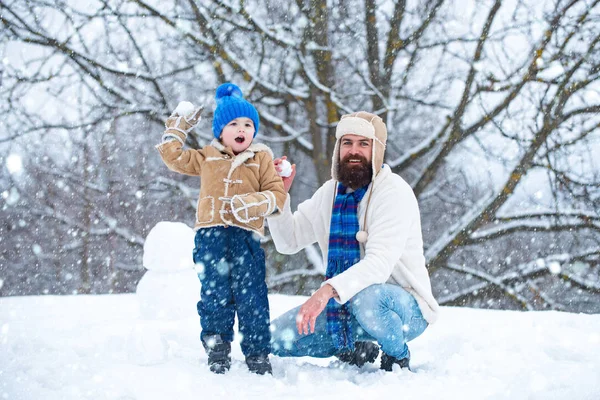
left=235, top=136, right=245, bottom=143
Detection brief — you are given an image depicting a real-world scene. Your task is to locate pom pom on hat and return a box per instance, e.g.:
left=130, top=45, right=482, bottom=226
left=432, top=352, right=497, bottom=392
left=212, top=82, right=260, bottom=139
left=215, top=83, right=243, bottom=100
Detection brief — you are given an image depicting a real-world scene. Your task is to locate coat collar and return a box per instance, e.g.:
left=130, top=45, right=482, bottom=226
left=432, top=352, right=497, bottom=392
left=211, top=138, right=235, bottom=156
left=211, top=139, right=274, bottom=173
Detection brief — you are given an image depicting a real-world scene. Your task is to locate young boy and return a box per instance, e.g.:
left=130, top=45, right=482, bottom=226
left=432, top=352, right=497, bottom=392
left=156, top=83, right=286, bottom=375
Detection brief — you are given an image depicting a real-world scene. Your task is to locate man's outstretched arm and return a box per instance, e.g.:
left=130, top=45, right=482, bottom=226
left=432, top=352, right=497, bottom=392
left=267, top=168, right=333, bottom=254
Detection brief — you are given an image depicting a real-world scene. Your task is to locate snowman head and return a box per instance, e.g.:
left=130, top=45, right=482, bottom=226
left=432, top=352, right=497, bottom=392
left=143, top=222, right=196, bottom=272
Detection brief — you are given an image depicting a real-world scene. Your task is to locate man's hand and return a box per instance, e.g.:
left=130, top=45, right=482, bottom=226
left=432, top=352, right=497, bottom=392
left=274, top=156, right=296, bottom=193
left=296, top=284, right=337, bottom=335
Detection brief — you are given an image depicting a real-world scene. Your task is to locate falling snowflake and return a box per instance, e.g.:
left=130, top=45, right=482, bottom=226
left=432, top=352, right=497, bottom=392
left=32, top=244, right=42, bottom=255
left=6, top=154, right=23, bottom=174
left=548, top=261, right=561, bottom=275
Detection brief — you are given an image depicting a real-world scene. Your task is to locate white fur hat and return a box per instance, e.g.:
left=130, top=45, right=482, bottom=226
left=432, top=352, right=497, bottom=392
left=331, top=111, right=388, bottom=181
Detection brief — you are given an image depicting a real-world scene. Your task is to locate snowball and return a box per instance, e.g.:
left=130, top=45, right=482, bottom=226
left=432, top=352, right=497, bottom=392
left=142, top=221, right=195, bottom=271
left=278, top=159, right=293, bottom=177
left=174, top=101, right=196, bottom=117
left=127, top=322, right=169, bottom=365
left=136, top=269, right=200, bottom=320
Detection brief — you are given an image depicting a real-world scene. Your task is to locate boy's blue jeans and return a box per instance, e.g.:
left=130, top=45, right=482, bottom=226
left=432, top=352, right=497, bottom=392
left=193, top=226, right=271, bottom=356
left=270, top=284, right=428, bottom=360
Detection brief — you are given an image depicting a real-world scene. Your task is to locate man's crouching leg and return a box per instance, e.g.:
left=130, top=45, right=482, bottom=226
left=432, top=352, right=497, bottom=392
left=270, top=304, right=339, bottom=358
left=350, top=284, right=428, bottom=372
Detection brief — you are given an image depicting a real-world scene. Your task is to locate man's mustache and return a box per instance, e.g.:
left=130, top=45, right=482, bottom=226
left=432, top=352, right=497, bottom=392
left=341, top=154, right=369, bottom=165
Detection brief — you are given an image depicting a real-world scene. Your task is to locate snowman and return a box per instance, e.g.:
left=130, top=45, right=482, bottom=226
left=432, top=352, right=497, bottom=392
left=129, top=221, right=200, bottom=365
left=137, top=221, right=200, bottom=319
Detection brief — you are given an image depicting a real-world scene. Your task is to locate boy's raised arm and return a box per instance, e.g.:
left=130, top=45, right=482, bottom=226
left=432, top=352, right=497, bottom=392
left=156, top=106, right=205, bottom=176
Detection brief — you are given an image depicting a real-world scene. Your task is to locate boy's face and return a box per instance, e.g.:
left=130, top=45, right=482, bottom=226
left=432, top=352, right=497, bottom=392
left=220, top=117, right=255, bottom=154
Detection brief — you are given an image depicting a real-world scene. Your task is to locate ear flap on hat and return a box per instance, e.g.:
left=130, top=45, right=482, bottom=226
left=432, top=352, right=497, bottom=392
left=331, top=111, right=387, bottom=181
left=331, top=138, right=342, bottom=181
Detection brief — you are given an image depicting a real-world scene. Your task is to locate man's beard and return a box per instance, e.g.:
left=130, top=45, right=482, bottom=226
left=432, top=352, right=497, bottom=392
left=338, top=153, right=373, bottom=189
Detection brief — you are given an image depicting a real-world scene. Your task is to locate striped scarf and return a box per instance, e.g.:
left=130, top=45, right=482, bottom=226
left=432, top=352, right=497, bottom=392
left=326, top=182, right=368, bottom=351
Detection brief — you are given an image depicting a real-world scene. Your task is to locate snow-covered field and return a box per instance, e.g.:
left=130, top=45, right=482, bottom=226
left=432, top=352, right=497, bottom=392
left=1, top=293, right=599, bottom=400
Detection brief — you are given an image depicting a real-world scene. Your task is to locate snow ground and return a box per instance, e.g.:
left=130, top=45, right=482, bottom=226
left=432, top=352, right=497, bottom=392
left=1, top=293, right=599, bottom=400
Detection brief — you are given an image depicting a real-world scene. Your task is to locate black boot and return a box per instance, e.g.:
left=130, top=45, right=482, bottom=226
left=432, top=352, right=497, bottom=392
left=202, top=335, right=231, bottom=374
left=245, top=354, right=272, bottom=375
left=336, top=341, right=380, bottom=367
left=380, top=350, right=411, bottom=372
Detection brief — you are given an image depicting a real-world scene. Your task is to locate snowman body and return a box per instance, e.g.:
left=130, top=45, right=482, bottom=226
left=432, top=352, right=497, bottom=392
left=137, top=221, right=200, bottom=320
left=130, top=221, right=200, bottom=365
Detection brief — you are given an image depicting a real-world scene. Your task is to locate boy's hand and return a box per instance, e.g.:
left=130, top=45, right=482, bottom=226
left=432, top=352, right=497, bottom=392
left=163, top=106, right=204, bottom=143
left=274, top=156, right=296, bottom=193
left=231, top=191, right=277, bottom=223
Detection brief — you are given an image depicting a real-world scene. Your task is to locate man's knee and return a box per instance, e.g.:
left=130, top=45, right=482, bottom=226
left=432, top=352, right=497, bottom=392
left=350, top=284, right=414, bottom=317
left=351, top=284, right=387, bottom=308
left=350, top=284, right=387, bottom=323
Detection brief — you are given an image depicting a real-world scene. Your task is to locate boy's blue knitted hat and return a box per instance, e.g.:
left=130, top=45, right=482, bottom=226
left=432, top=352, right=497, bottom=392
left=212, top=83, right=260, bottom=139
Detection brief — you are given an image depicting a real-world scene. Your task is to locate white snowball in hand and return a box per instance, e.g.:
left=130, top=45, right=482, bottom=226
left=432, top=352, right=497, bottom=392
left=174, top=101, right=195, bottom=117
left=278, top=159, right=293, bottom=177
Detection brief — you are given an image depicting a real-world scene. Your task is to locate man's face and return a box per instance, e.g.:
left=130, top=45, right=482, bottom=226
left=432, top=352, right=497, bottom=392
left=339, top=134, right=372, bottom=164
left=338, top=134, right=373, bottom=189
left=220, top=117, right=255, bottom=154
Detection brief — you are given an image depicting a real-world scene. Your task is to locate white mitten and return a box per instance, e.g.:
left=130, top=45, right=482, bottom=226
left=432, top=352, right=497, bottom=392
left=231, top=191, right=277, bottom=223
left=162, top=102, right=203, bottom=144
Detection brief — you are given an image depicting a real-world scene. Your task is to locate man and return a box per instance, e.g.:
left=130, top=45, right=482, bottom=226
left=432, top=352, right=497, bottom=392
left=268, top=111, right=439, bottom=371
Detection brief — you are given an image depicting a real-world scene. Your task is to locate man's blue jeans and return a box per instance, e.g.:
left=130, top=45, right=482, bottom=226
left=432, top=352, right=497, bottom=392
left=271, top=284, right=427, bottom=360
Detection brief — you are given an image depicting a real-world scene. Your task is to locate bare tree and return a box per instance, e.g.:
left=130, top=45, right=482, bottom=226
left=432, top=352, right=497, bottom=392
left=1, top=0, right=598, bottom=312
